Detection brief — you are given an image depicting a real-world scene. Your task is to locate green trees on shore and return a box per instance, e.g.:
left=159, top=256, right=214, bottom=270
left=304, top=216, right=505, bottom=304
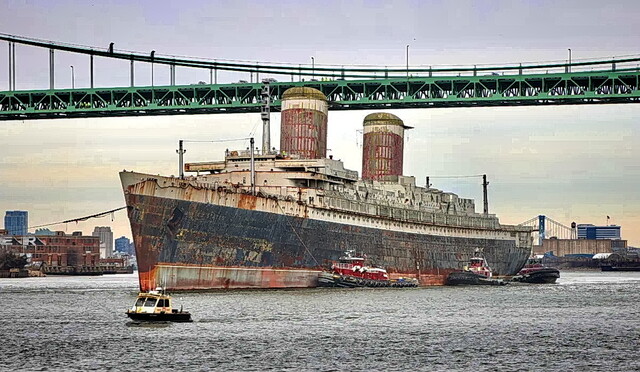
left=0, top=251, right=28, bottom=270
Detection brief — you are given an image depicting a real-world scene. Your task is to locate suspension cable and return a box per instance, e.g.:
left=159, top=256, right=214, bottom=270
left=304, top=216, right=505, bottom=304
left=1, top=32, right=638, bottom=76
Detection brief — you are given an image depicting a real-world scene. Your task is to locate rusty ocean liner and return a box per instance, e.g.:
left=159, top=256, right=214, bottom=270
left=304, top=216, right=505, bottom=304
left=120, top=86, right=532, bottom=291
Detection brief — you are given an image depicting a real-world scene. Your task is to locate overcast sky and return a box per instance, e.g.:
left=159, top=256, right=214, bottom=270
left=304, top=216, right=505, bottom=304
left=1, top=0, right=639, bottom=246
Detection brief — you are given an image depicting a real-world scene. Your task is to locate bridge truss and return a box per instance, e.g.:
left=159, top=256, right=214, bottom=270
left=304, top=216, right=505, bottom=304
left=1, top=34, right=640, bottom=120
left=519, top=215, right=576, bottom=246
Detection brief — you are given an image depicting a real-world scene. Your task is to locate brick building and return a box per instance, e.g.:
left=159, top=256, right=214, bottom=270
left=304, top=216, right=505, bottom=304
left=0, top=230, right=100, bottom=273
left=534, top=238, right=627, bottom=256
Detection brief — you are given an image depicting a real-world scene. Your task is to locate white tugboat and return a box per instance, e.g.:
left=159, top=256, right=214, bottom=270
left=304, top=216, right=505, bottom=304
left=126, top=287, right=192, bottom=322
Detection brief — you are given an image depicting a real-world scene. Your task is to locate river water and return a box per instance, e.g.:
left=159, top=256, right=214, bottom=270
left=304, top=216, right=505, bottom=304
left=1, top=271, right=639, bottom=371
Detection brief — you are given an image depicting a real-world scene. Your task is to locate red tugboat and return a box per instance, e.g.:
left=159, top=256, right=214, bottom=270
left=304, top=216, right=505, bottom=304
left=446, top=251, right=506, bottom=286
left=512, top=256, right=560, bottom=284
left=318, top=251, right=418, bottom=288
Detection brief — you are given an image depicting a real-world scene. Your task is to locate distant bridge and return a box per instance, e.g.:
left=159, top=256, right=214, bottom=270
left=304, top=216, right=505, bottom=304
left=519, top=215, right=576, bottom=246
left=1, top=33, right=640, bottom=120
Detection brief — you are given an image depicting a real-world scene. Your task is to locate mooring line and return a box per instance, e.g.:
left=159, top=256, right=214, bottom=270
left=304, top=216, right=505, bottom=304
left=274, top=199, right=320, bottom=267
left=28, top=206, right=127, bottom=229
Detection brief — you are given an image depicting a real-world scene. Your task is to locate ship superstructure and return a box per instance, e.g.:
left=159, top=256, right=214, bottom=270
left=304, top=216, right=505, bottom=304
left=121, top=87, right=532, bottom=291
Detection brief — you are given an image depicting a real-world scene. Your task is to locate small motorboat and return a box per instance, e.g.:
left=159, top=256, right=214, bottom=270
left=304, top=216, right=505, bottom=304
left=126, top=288, right=192, bottom=322
left=512, top=256, right=560, bottom=284
left=446, top=252, right=505, bottom=286
left=318, top=251, right=418, bottom=288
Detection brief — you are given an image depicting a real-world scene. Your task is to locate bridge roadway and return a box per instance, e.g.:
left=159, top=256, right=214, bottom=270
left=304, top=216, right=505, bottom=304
left=2, top=69, right=639, bottom=121
left=1, top=34, right=639, bottom=120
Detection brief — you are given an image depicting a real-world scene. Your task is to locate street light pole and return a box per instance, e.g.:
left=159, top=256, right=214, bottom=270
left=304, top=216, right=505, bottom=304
left=568, top=48, right=572, bottom=73
left=70, top=65, right=74, bottom=89
left=406, top=44, right=409, bottom=79
left=311, top=56, right=315, bottom=80
left=151, top=50, right=155, bottom=87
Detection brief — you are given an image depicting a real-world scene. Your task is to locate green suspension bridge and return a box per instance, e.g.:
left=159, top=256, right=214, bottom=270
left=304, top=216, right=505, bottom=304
left=1, top=33, right=640, bottom=121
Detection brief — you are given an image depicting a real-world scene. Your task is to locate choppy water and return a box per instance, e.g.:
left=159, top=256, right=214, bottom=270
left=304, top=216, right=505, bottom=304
left=1, top=271, right=639, bottom=371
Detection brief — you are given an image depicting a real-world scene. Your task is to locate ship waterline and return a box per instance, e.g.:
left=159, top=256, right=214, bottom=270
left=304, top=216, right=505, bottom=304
left=141, top=264, right=322, bottom=290
left=121, top=171, right=531, bottom=291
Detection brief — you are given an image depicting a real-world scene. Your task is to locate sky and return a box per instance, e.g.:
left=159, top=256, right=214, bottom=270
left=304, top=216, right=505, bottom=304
left=1, top=0, right=639, bottom=246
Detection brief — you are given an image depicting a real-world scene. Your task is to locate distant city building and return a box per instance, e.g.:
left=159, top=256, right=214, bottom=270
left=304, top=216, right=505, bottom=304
left=4, top=211, right=28, bottom=236
left=535, top=238, right=627, bottom=256
left=0, top=231, right=100, bottom=272
left=34, top=228, right=55, bottom=236
left=577, top=224, right=621, bottom=240
left=115, top=236, right=132, bottom=255
left=92, top=226, right=114, bottom=258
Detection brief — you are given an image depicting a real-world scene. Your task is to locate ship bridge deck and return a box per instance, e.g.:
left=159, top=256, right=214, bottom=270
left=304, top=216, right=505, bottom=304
left=185, top=156, right=359, bottom=182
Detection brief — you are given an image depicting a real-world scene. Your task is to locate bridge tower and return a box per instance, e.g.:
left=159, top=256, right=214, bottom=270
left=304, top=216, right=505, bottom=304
left=538, top=215, right=546, bottom=246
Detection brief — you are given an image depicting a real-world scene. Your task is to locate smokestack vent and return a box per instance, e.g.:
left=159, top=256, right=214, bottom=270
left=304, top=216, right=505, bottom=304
left=280, top=87, right=328, bottom=159
left=361, top=112, right=410, bottom=181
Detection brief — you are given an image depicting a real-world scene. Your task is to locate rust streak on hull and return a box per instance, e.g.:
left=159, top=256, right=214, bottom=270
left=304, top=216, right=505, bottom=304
left=238, top=193, right=257, bottom=210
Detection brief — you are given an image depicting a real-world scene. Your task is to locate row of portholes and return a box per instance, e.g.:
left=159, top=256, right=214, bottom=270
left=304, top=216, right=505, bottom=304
left=306, top=209, right=506, bottom=239
left=225, top=194, right=494, bottom=236
left=214, top=195, right=492, bottom=236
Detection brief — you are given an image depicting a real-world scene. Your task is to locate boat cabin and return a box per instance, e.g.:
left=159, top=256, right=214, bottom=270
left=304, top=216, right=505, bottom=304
left=132, top=292, right=173, bottom=314
left=464, top=257, right=493, bottom=278
left=522, top=257, right=545, bottom=269
left=129, top=288, right=181, bottom=315
left=517, top=255, right=555, bottom=276
left=334, top=255, right=365, bottom=269
left=331, top=251, right=389, bottom=281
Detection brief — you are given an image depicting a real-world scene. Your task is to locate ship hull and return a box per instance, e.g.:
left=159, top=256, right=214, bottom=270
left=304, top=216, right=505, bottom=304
left=122, top=176, right=530, bottom=291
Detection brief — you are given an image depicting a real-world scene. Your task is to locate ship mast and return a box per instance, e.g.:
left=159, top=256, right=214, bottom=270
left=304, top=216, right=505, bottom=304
left=482, top=174, right=489, bottom=215
left=250, top=137, right=255, bottom=195
left=261, top=81, right=271, bottom=154
left=177, top=140, right=185, bottom=179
